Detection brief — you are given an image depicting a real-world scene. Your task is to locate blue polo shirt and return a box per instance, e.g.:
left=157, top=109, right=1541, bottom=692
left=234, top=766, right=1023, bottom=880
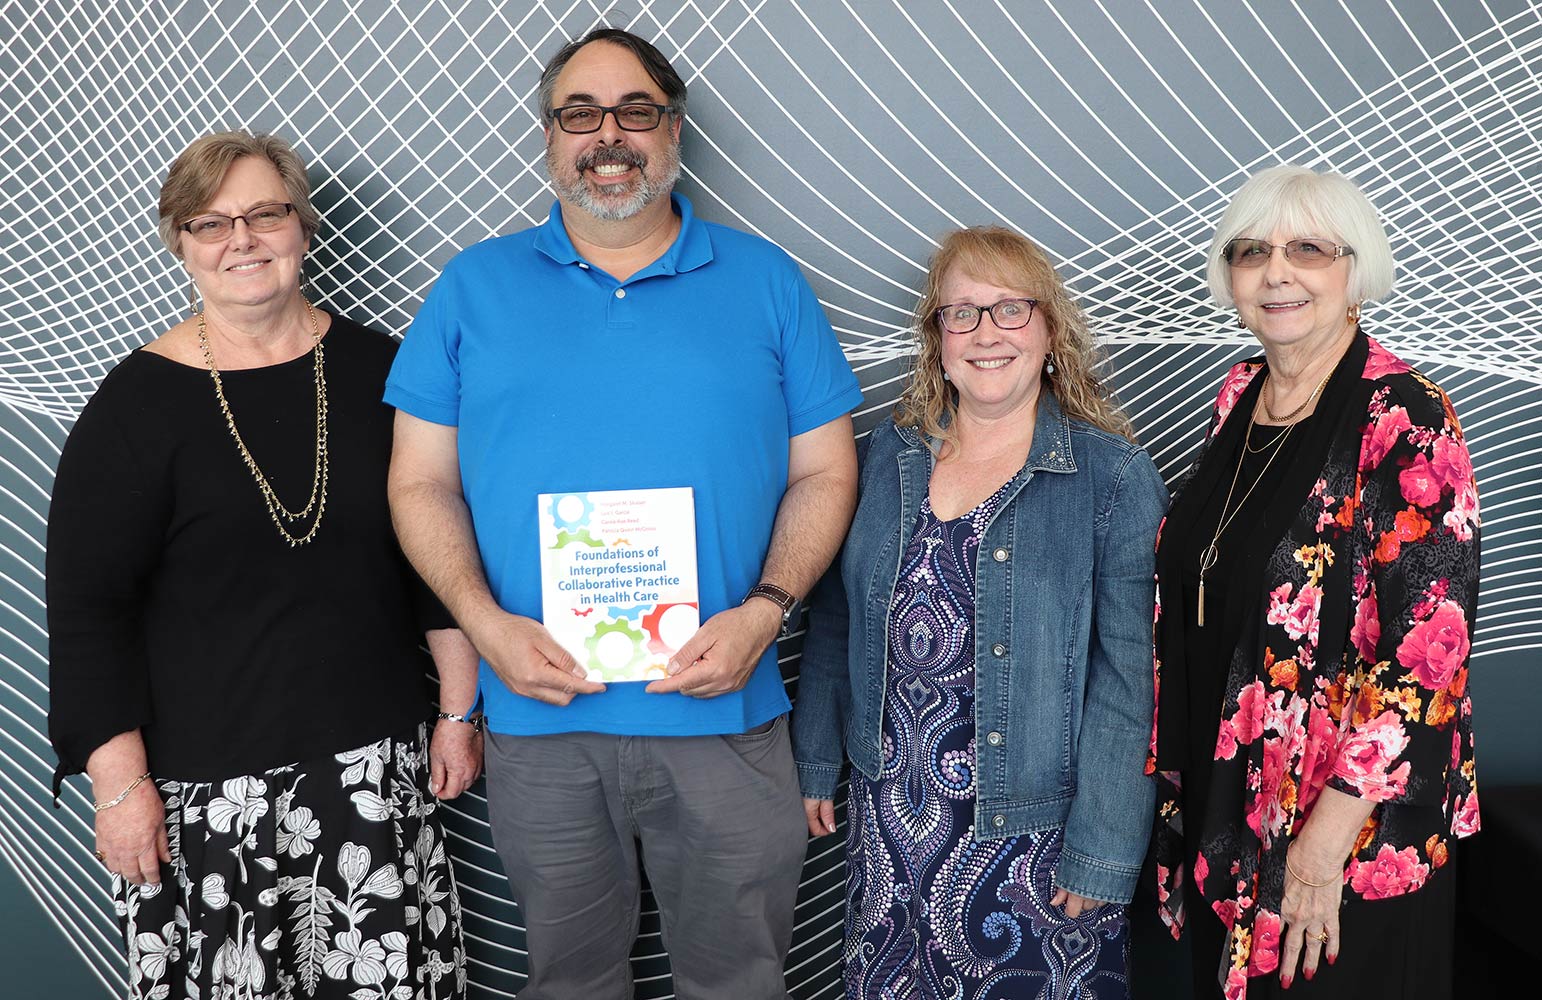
left=386, top=194, right=862, bottom=736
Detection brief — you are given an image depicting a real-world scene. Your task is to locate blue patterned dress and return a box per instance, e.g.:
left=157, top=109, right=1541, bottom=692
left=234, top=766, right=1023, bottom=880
left=844, top=487, right=1130, bottom=1000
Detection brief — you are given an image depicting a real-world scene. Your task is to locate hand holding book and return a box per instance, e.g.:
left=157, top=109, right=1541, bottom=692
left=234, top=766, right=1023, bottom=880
left=643, top=598, right=781, bottom=698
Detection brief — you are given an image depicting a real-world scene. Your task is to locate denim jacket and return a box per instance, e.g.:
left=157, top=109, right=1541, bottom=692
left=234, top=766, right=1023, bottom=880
left=791, top=392, right=1168, bottom=904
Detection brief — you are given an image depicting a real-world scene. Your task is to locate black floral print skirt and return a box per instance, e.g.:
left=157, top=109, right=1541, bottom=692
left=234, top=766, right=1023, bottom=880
left=114, top=724, right=466, bottom=1000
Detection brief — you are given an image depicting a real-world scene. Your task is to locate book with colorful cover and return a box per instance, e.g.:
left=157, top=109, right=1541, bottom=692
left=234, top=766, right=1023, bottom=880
left=537, top=487, right=700, bottom=682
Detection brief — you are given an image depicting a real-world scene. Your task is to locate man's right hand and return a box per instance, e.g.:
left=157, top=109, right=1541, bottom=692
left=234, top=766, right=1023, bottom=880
left=473, top=612, right=605, bottom=706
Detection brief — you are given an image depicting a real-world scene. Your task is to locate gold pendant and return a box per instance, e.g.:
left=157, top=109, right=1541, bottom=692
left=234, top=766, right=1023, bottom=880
left=1197, top=543, right=1218, bottom=628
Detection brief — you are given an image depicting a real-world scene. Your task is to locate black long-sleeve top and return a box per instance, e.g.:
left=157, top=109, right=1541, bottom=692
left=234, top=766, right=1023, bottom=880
left=47, top=316, right=445, bottom=794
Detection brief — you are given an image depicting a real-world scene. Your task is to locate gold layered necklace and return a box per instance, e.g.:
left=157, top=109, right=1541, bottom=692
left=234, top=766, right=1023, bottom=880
left=1195, top=369, right=1331, bottom=627
left=197, top=300, right=329, bottom=546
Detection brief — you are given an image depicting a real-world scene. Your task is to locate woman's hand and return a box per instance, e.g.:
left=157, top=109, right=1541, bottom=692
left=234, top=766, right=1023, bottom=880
left=1278, top=843, right=1345, bottom=987
left=804, top=797, right=836, bottom=837
left=429, top=718, right=483, bottom=800
left=1051, top=887, right=1106, bottom=919
left=1275, top=786, right=1368, bottom=987
left=95, top=780, right=170, bottom=886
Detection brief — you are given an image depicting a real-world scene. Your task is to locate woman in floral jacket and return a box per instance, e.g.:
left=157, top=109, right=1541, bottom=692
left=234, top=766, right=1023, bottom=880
left=1148, top=165, right=1479, bottom=999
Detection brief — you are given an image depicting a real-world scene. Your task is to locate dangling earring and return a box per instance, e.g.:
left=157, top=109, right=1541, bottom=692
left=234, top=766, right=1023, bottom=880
left=942, top=369, right=951, bottom=382
left=1347, top=301, right=1362, bottom=325
left=1235, top=313, right=1247, bottom=329
left=300, top=261, right=315, bottom=302
left=1044, top=352, right=1056, bottom=376
left=188, top=278, right=200, bottom=316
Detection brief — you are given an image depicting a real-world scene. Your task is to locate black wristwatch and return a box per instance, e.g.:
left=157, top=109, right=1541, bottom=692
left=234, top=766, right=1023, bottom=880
left=743, top=582, right=800, bottom=636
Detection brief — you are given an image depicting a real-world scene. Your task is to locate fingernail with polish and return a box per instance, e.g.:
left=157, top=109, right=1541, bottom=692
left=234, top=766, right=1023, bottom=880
left=1304, top=968, right=1314, bottom=982
left=1281, top=976, right=1292, bottom=990
left=1327, top=952, right=1337, bottom=966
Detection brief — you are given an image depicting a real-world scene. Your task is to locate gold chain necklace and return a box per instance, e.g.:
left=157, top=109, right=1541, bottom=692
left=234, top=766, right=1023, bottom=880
left=1195, top=396, right=1300, bottom=627
left=1262, top=369, right=1332, bottom=423
left=1243, top=421, right=1291, bottom=455
left=197, top=301, right=329, bottom=547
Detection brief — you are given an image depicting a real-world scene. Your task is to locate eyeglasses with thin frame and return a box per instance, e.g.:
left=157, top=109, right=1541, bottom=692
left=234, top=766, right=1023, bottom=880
left=181, top=202, right=295, bottom=244
left=935, top=297, right=1039, bottom=335
left=549, top=103, right=674, bottom=134
left=1223, top=238, right=1353, bottom=269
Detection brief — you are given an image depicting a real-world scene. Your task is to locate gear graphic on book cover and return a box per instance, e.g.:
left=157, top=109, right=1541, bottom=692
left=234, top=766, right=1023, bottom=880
left=583, top=618, right=648, bottom=679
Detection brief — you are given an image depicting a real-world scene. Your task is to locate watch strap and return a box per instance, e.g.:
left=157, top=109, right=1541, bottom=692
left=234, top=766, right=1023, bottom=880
left=743, top=576, right=801, bottom=631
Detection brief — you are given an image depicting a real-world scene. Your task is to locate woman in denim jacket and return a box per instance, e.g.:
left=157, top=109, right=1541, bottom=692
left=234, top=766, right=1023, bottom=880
left=792, top=227, right=1167, bottom=999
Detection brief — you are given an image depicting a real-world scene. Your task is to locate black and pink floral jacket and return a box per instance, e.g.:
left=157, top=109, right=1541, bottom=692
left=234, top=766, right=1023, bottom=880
left=1146, top=335, right=1480, bottom=998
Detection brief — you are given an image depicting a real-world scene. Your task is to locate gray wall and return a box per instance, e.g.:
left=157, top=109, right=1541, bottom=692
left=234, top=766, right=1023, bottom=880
left=2, top=2, right=1538, bottom=997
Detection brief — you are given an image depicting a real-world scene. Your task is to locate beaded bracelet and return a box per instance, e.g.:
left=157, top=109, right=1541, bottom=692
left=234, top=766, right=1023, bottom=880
left=93, top=771, right=152, bottom=812
left=436, top=710, right=484, bottom=733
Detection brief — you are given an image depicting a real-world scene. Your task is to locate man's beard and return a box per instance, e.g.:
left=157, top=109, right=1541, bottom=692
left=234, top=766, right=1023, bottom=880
left=547, top=141, right=681, bottom=222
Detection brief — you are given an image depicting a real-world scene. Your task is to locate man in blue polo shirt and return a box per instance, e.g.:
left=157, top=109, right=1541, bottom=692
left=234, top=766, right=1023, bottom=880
left=385, top=26, right=861, bottom=1000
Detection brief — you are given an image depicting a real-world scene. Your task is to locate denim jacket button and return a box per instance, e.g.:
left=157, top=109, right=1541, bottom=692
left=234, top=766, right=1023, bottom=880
left=986, top=731, right=1003, bottom=746
left=992, top=547, right=1009, bottom=562
left=991, top=643, right=1007, bottom=657
left=992, top=814, right=1006, bottom=828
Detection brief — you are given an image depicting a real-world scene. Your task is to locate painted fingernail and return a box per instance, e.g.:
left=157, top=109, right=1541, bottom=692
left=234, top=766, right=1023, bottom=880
left=1327, top=952, right=1337, bottom=965
left=1281, top=976, right=1292, bottom=990
left=1304, top=968, right=1314, bottom=982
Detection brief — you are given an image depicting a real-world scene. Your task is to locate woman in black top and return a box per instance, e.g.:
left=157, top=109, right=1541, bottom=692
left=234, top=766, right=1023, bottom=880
left=47, top=132, right=477, bottom=999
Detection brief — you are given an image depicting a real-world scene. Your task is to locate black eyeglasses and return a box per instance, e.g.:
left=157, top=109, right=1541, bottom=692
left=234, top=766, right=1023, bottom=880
left=935, top=298, right=1038, bottom=334
left=549, top=103, right=674, bottom=134
left=180, top=203, right=295, bottom=244
left=1223, top=238, right=1353, bottom=269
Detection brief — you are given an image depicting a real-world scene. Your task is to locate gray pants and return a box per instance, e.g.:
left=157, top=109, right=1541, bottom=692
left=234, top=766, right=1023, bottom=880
left=484, top=714, right=808, bottom=1000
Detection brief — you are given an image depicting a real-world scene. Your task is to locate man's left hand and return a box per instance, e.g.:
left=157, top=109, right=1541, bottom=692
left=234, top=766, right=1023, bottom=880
left=645, top=600, right=782, bottom=697
left=428, top=718, right=484, bottom=799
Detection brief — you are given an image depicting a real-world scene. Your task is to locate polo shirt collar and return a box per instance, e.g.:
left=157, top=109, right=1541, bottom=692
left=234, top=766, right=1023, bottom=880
left=532, top=193, right=714, bottom=275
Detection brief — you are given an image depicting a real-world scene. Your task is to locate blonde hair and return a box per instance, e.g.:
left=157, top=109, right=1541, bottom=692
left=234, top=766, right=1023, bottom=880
left=157, top=131, right=320, bottom=258
left=1206, top=164, right=1395, bottom=308
left=895, top=226, right=1135, bottom=446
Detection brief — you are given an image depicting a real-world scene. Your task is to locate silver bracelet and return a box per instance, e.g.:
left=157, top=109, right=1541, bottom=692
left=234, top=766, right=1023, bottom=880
left=436, top=710, right=484, bottom=732
left=93, top=771, right=152, bottom=812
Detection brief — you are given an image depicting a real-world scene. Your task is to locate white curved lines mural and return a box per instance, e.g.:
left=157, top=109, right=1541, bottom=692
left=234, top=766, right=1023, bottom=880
left=0, top=403, right=123, bottom=995
left=2, top=1, right=1539, bottom=997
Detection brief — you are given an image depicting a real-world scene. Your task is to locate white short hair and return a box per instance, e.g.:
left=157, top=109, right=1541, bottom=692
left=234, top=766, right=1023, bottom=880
left=1206, top=165, right=1395, bottom=309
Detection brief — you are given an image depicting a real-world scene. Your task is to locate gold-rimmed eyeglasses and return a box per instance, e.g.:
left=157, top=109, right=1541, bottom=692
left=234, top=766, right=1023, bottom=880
left=1223, top=238, right=1353, bottom=269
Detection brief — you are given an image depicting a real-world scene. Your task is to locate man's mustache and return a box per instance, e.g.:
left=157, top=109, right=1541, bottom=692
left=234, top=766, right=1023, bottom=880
left=575, top=147, right=647, bottom=171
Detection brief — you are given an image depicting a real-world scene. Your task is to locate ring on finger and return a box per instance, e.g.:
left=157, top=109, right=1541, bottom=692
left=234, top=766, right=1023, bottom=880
left=1314, top=929, right=1330, bottom=942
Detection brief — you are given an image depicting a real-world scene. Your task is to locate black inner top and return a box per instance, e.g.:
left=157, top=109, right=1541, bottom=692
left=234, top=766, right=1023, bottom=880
left=1174, top=413, right=1316, bottom=823
left=1153, top=331, right=1373, bottom=807
left=48, top=317, right=447, bottom=789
